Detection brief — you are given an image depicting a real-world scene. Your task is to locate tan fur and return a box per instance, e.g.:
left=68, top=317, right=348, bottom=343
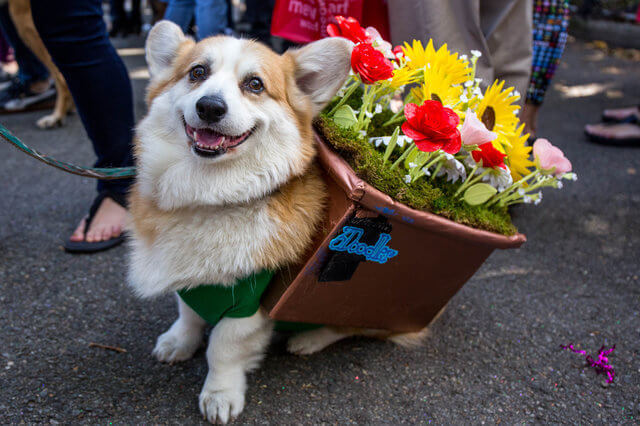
left=258, top=164, right=327, bottom=269
left=128, top=184, right=174, bottom=246
left=8, top=0, right=74, bottom=128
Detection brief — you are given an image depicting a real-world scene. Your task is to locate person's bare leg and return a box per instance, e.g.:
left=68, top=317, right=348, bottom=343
left=602, top=106, right=639, bottom=121
left=521, top=102, right=540, bottom=139
left=69, top=197, right=127, bottom=242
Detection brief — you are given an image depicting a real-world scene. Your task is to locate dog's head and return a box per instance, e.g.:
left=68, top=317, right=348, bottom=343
left=136, top=21, right=352, bottom=209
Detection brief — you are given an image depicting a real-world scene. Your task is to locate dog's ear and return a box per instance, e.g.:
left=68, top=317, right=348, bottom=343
left=146, top=20, right=187, bottom=79
left=287, top=38, right=353, bottom=115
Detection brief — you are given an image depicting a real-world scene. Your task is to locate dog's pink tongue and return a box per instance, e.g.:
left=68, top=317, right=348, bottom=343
left=194, top=128, right=224, bottom=148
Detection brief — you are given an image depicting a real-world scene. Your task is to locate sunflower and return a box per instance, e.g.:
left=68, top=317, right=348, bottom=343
left=474, top=80, right=521, bottom=151
left=502, top=123, right=534, bottom=183
left=401, top=39, right=471, bottom=84
left=388, top=66, right=421, bottom=89
left=410, top=66, right=464, bottom=113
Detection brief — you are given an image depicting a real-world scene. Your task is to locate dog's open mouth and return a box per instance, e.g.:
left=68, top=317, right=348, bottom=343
left=185, top=121, right=254, bottom=158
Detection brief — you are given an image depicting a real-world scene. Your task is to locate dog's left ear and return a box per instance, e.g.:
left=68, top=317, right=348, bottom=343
left=287, top=38, right=353, bottom=115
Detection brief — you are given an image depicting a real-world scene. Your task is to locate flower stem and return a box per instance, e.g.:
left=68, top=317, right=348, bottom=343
left=391, top=143, right=416, bottom=171
left=431, top=162, right=443, bottom=181
left=382, top=126, right=400, bottom=164
left=355, top=85, right=375, bottom=132
left=383, top=114, right=406, bottom=128
left=485, top=170, right=540, bottom=207
left=456, top=169, right=491, bottom=199
left=327, top=79, right=359, bottom=116
left=454, top=163, right=479, bottom=196
left=412, top=153, right=445, bottom=183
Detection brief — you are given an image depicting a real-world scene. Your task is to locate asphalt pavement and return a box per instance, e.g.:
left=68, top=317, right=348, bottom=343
left=1, top=36, right=639, bottom=424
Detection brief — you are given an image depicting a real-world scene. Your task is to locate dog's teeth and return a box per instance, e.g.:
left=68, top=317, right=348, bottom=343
left=193, top=131, right=199, bottom=141
left=220, top=136, right=226, bottom=144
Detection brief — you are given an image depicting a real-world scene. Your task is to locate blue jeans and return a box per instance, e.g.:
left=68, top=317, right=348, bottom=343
left=30, top=0, right=134, bottom=196
left=0, top=4, right=49, bottom=85
left=164, top=0, right=228, bottom=40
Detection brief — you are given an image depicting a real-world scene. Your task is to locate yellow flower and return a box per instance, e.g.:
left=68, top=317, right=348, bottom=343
left=402, top=39, right=471, bottom=85
left=502, top=123, right=534, bottom=183
left=410, top=66, right=464, bottom=113
left=474, top=80, right=521, bottom=151
left=388, top=66, right=421, bottom=89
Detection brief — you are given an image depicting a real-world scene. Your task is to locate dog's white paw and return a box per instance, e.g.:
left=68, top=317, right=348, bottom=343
left=199, top=387, right=245, bottom=424
left=287, top=327, right=342, bottom=355
left=152, top=328, right=201, bottom=363
left=36, top=114, right=64, bottom=129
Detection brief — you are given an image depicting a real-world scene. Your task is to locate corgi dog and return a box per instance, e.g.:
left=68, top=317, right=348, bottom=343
left=129, top=21, right=431, bottom=424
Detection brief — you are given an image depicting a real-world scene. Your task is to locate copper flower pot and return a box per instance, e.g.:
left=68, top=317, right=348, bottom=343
left=263, top=133, right=526, bottom=332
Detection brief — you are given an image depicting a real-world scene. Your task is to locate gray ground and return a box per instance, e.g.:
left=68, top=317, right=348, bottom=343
left=1, top=37, right=639, bottom=424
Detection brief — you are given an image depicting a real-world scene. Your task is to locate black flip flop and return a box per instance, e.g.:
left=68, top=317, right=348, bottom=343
left=64, top=190, right=128, bottom=254
left=602, top=109, right=639, bottom=124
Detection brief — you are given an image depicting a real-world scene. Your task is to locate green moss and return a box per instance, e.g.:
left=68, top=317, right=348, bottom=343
left=314, top=114, right=517, bottom=236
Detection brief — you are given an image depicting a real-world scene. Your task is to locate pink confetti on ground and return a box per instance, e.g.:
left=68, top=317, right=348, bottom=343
left=560, top=343, right=616, bottom=383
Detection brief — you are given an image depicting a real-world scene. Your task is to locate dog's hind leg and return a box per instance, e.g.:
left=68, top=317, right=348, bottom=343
left=287, top=304, right=449, bottom=355
left=287, top=327, right=356, bottom=355
left=8, top=0, right=74, bottom=129
left=199, top=309, right=272, bottom=424
left=152, top=295, right=207, bottom=363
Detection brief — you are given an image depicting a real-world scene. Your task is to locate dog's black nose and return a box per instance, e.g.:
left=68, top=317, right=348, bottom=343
left=196, top=96, right=227, bottom=123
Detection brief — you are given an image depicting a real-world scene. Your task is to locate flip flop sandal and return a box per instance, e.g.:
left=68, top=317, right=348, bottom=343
left=585, top=127, right=640, bottom=146
left=602, top=109, right=640, bottom=124
left=63, top=190, right=128, bottom=254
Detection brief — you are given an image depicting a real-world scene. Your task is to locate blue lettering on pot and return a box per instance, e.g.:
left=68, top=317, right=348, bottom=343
left=402, top=216, right=415, bottom=224
left=374, top=206, right=397, bottom=216
left=328, top=226, right=398, bottom=264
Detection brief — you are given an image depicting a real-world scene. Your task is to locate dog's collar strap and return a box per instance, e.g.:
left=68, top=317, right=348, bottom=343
left=177, top=269, right=275, bottom=326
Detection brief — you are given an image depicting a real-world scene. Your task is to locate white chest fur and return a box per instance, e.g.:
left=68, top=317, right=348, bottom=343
left=127, top=199, right=277, bottom=298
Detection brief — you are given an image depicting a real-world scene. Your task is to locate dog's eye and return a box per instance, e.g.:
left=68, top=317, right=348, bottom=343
left=189, top=65, right=207, bottom=81
left=245, top=77, right=264, bottom=93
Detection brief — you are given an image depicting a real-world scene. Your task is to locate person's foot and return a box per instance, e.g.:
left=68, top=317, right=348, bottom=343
left=585, top=122, right=640, bottom=145
left=0, top=77, right=56, bottom=112
left=0, top=68, right=15, bottom=90
left=70, top=197, right=127, bottom=243
left=602, top=106, right=639, bottom=123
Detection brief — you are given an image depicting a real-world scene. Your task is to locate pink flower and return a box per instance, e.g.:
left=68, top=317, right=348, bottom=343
left=533, top=138, right=572, bottom=176
left=460, top=111, right=497, bottom=146
left=365, top=26, right=394, bottom=59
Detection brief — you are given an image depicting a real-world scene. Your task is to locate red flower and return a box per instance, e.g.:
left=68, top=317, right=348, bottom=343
left=351, top=42, right=394, bottom=84
left=472, top=142, right=507, bottom=169
left=401, top=101, right=462, bottom=154
left=327, top=15, right=370, bottom=44
left=392, top=45, right=404, bottom=60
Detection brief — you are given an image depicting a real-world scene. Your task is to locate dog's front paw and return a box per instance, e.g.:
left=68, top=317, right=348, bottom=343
left=152, top=327, right=202, bottom=363
left=36, top=114, right=64, bottom=129
left=199, top=387, right=245, bottom=424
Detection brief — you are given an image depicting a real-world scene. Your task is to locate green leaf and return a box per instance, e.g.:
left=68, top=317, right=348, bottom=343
left=332, top=105, right=358, bottom=129
left=463, top=183, right=497, bottom=205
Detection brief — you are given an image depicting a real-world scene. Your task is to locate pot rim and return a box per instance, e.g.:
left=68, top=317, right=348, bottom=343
left=315, top=132, right=526, bottom=249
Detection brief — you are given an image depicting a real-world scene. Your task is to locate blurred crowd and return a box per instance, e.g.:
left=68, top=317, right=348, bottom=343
left=0, top=0, right=638, bottom=254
